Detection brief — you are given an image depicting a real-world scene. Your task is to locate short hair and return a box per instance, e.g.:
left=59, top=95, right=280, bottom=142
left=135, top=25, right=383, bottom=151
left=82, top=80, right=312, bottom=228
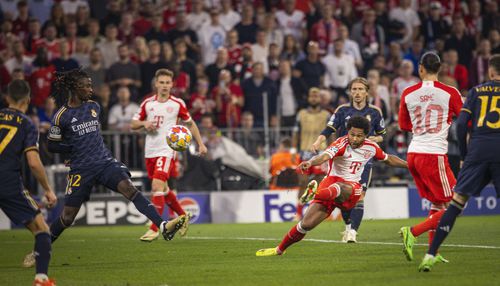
left=348, top=77, right=370, bottom=92
left=280, top=137, right=292, bottom=149
left=489, top=54, right=500, bottom=74
left=420, top=51, right=441, bottom=74
left=155, top=68, right=174, bottom=80
left=8, top=79, right=31, bottom=102
left=347, top=116, right=370, bottom=135
left=309, top=87, right=320, bottom=95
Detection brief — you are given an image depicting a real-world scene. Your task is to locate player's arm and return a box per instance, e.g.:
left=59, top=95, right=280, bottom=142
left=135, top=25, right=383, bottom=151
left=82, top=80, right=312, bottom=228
left=130, top=100, right=156, bottom=132
left=298, top=152, right=331, bottom=171
left=383, top=154, right=408, bottom=168
left=398, top=92, right=412, bottom=132
left=456, top=109, right=471, bottom=160
left=47, top=115, right=72, bottom=153
left=25, top=150, right=57, bottom=207
left=368, top=107, right=386, bottom=143
left=312, top=111, right=338, bottom=151
left=183, top=119, right=207, bottom=156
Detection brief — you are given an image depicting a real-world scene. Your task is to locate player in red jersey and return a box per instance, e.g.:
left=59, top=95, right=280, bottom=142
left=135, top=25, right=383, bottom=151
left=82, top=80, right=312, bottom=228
left=256, top=116, right=408, bottom=256
left=398, top=52, right=463, bottom=262
left=131, top=69, right=207, bottom=241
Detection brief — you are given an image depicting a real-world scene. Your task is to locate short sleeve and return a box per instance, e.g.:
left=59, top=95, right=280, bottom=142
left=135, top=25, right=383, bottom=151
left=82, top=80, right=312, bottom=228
left=461, top=88, right=476, bottom=115
left=177, top=99, right=192, bottom=121
left=373, top=143, right=388, bottom=161
left=133, top=98, right=148, bottom=121
left=23, top=118, right=39, bottom=152
left=324, top=137, right=348, bottom=158
left=449, top=87, right=463, bottom=117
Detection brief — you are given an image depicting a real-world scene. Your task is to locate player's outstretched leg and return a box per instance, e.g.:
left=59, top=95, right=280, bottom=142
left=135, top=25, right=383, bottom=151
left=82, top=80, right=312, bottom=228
left=140, top=192, right=166, bottom=242
left=256, top=203, right=329, bottom=256
left=26, top=214, right=56, bottom=285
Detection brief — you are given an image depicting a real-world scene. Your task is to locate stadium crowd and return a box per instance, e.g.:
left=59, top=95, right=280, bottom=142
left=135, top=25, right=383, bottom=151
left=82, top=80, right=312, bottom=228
left=1, top=0, right=499, bottom=190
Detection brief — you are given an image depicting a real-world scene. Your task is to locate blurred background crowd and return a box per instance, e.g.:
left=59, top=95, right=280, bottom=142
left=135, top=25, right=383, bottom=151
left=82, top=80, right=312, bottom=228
left=1, top=0, right=499, bottom=192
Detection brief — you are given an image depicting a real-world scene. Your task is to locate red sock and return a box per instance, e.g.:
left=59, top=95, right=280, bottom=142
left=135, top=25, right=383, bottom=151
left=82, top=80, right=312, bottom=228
left=296, top=203, right=304, bottom=217
left=427, top=209, right=439, bottom=245
left=165, top=191, right=186, bottom=216
left=314, top=184, right=340, bottom=201
left=411, top=209, right=445, bottom=237
left=150, top=193, right=165, bottom=232
left=277, top=223, right=307, bottom=252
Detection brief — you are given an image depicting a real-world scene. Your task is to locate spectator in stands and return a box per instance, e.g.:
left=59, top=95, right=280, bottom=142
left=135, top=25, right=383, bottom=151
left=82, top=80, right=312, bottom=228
left=445, top=16, right=475, bottom=68
left=144, top=13, right=168, bottom=44
left=234, top=111, right=264, bottom=159
left=267, top=43, right=281, bottom=82
left=464, top=0, right=482, bottom=44
left=294, top=41, right=325, bottom=90
left=234, top=44, right=254, bottom=82
left=83, top=19, right=105, bottom=49
left=51, top=40, right=78, bottom=72
left=443, top=49, right=468, bottom=93
left=277, top=60, right=307, bottom=122
left=374, top=0, right=390, bottom=40
left=140, top=40, right=168, bottom=97
left=64, top=20, right=78, bottom=54
left=168, top=10, right=199, bottom=62
left=280, top=34, right=305, bottom=65
left=420, top=2, right=448, bottom=49
left=131, top=2, right=152, bottom=37
left=37, top=97, right=56, bottom=134
left=186, top=0, right=210, bottom=32
left=94, top=84, right=111, bottom=130
left=309, top=3, right=340, bottom=56
left=97, top=24, right=121, bottom=68
left=389, top=0, right=421, bottom=46
left=205, top=47, right=232, bottom=91
left=118, top=12, right=137, bottom=46
left=161, top=0, right=177, bottom=31
left=404, top=37, right=425, bottom=76
left=338, top=0, right=357, bottom=28
left=269, top=137, right=300, bottom=191
left=72, top=38, right=89, bottom=67
left=482, top=1, right=500, bottom=38
left=198, top=8, right=226, bottom=66
left=469, top=39, right=492, bottom=87
left=489, top=29, right=500, bottom=54
left=262, top=13, right=284, bottom=50
left=386, top=42, right=404, bottom=73
left=390, top=59, right=419, bottom=115
left=189, top=77, right=216, bottom=123
left=252, top=30, right=269, bottom=74
left=108, top=86, right=139, bottom=131
left=226, top=29, right=242, bottom=65
left=30, top=47, right=55, bottom=107
left=4, top=40, right=32, bottom=76
left=275, top=0, right=305, bottom=42
left=160, top=41, right=174, bottom=64
left=242, top=62, right=277, bottom=127
left=107, top=43, right=141, bottom=102
left=12, top=1, right=29, bottom=41
left=338, top=24, right=363, bottom=70
left=367, top=68, right=391, bottom=121
left=235, top=4, right=258, bottom=45
left=323, top=38, right=358, bottom=105
left=212, top=69, right=244, bottom=128
left=199, top=114, right=224, bottom=161
left=219, top=0, right=240, bottom=32
left=133, top=37, right=150, bottom=64
left=351, top=9, right=385, bottom=65
left=75, top=5, right=90, bottom=37
left=61, top=0, right=89, bottom=16
left=101, top=0, right=122, bottom=28
left=174, top=39, right=197, bottom=93
left=48, top=2, right=66, bottom=35
left=25, top=19, right=41, bottom=55
left=83, top=48, right=106, bottom=90
left=28, top=0, right=52, bottom=25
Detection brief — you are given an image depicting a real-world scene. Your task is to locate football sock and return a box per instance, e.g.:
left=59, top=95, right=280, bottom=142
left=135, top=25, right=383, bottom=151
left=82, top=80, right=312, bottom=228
left=315, top=183, right=341, bottom=201
left=50, top=216, right=69, bottom=243
left=277, top=222, right=307, bottom=253
left=341, top=209, right=352, bottom=225
left=428, top=200, right=464, bottom=256
left=34, top=232, right=51, bottom=276
left=350, top=201, right=364, bottom=231
left=427, top=209, right=439, bottom=245
left=165, top=191, right=186, bottom=216
left=131, top=191, right=163, bottom=228
left=410, top=209, right=445, bottom=237
left=149, top=192, right=166, bottom=232
left=296, top=203, right=304, bottom=218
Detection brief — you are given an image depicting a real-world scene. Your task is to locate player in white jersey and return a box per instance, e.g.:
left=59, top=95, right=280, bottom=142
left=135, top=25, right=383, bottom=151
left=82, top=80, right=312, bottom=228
left=131, top=69, right=207, bottom=241
left=256, top=116, right=407, bottom=256
left=398, top=52, right=463, bottom=262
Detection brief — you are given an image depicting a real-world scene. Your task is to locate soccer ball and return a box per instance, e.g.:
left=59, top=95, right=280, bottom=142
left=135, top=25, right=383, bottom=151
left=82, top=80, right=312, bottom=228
left=166, top=125, right=192, bottom=152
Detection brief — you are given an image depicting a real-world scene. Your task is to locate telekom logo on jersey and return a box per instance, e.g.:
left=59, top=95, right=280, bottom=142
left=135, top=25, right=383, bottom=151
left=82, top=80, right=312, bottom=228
left=153, top=115, right=164, bottom=127
left=349, top=162, right=363, bottom=174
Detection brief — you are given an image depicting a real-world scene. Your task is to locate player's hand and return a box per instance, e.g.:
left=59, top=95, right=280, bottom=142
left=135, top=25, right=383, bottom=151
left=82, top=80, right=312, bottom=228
left=198, top=143, right=208, bottom=156
left=43, top=190, right=57, bottom=209
left=143, top=121, right=157, bottom=132
left=311, top=141, right=321, bottom=153
left=298, top=161, right=311, bottom=171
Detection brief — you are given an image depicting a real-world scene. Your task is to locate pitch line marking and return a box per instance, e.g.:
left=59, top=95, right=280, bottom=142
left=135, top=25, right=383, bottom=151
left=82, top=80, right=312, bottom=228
left=184, top=236, right=500, bottom=250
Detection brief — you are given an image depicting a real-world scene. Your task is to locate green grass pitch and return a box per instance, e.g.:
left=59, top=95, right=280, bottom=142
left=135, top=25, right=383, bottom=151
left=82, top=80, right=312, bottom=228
left=1, top=216, right=499, bottom=286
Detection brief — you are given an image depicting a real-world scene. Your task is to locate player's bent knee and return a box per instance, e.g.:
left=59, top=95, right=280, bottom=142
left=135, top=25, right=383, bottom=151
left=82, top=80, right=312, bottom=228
left=26, top=214, right=50, bottom=234
left=117, top=179, right=139, bottom=200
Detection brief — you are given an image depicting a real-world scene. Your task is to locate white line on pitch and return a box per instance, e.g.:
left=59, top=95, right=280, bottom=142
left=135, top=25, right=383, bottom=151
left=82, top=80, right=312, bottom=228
left=183, top=236, right=500, bottom=250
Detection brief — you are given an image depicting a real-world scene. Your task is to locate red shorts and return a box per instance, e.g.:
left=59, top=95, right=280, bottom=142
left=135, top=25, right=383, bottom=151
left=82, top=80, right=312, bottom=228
left=145, top=156, right=175, bottom=182
left=408, top=153, right=456, bottom=204
left=311, top=176, right=363, bottom=214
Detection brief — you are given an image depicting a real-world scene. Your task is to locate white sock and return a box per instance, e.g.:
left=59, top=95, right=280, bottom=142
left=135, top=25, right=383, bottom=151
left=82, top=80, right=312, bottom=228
left=35, top=274, right=48, bottom=281
left=345, top=224, right=352, bottom=231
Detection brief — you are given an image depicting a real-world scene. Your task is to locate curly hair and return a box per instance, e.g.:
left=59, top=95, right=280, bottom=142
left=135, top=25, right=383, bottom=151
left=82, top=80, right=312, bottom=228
left=51, top=68, right=89, bottom=108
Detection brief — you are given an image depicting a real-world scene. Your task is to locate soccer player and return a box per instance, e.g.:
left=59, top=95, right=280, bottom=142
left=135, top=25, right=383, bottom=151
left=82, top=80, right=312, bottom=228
left=0, top=80, right=57, bottom=285
left=131, top=68, right=207, bottom=242
left=292, top=88, right=331, bottom=219
left=23, top=69, right=187, bottom=268
left=419, top=54, right=500, bottom=271
left=256, top=116, right=407, bottom=256
left=311, top=77, right=386, bottom=243
left=398, top=52, right=463, bottom=262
